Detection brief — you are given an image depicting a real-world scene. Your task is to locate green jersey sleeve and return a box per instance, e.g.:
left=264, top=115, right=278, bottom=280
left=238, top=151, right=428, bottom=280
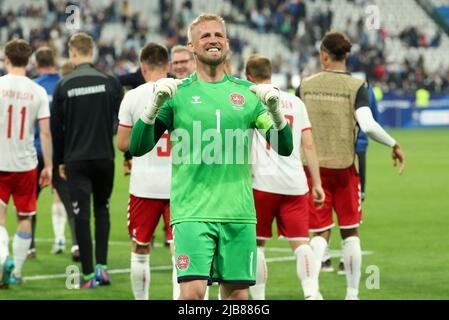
left=129, top=118, right=168, bottom=157
left=251, top=101, right=272, bottom=131
left=253, top=107, right=293, bottom=157
left=255, top=111, right=273, bottom=134
left=157, top=100, right=174, bottom=130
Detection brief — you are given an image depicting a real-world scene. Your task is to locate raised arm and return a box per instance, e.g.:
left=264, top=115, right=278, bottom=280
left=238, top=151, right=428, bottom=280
left=129, top=118, right=168, bottom=156
left=129, top=78, right=181, bottom=157
left=251, top=84, right=293, bottom=156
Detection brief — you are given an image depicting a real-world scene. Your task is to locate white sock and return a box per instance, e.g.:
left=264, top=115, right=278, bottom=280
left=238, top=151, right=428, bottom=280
left=342, top=236, right=362, bottom=297
left=52, top=202, right=67, bottom=244
left=0, top=226, right=9, bottom=266
left=310, top=236, right=328, bottom=276
left=295, top=244, right=319, bottom=299
left=172, top=255, right=180, bottom=300
left=249, top=246, right=267, bottom=300
left=130, top=253, right=150, bottom=300
left=322, top=242, right=330, bottom=262
left=13, top=231, right=32, bottom=277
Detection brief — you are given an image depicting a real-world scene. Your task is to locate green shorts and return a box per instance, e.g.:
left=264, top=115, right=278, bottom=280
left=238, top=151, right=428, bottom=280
left=173, top=221, right=257, bottom=285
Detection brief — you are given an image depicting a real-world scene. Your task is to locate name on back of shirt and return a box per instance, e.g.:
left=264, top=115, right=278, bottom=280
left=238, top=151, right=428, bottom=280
left=2, top=89, right=34, bottom=101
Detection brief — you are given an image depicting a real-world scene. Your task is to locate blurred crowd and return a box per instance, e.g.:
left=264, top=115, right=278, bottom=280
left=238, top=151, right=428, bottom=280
left=230, top=0, right=449, bottom=94
left=0, top=0, right=448, bottom=94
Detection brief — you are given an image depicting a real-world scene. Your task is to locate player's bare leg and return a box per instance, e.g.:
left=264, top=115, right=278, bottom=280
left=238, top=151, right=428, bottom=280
left=179, top=279, right=208, bottom=300
left=130, top=241, right=151, bottom=300
left=249, top=239, right=267, bottom=300
left=220, top=283, right=249, bottom=300
left=340, top=228, right=361, bottom=300
left=170, top=244, right=207, bottom=300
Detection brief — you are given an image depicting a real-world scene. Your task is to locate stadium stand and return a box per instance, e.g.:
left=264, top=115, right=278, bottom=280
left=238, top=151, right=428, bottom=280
left=0, top=0, right=448, bottom=95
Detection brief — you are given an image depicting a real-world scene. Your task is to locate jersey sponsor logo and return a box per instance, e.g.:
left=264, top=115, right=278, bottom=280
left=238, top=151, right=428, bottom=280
left=191, top=96, right=202, bottom=104
left=229, top=93, right=245, bottom=106
left=177, top=254, right=190, bottom=270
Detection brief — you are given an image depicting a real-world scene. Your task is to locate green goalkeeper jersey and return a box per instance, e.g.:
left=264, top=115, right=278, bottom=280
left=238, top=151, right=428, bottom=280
left=129, top=73, right=293, bottom=225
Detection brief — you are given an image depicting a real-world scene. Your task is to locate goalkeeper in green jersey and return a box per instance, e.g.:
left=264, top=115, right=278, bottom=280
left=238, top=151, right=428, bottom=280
left=129, top=14, right=293, bottom=300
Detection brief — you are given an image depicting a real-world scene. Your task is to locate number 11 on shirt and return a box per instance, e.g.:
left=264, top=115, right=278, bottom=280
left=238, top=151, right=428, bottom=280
left=7, top=104, right=27, bottom=140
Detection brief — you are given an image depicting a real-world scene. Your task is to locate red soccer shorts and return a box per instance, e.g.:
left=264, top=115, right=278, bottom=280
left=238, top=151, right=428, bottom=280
left=0, top=168, right=38, bottom=216
left=305, top=165, right=362, bottom=232
left=253, top=189, right=310, bottom=241
left=127, top=195, right=172, bottom=246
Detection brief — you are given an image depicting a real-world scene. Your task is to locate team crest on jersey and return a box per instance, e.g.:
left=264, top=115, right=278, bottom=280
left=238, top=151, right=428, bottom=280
left=177, top=254, right=190, bottom=270
left=229, top=93, right=245, bottom=106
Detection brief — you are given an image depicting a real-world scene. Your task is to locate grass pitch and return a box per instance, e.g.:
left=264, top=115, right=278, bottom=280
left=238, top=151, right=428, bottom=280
left=1, top=128, right=448, bottom=300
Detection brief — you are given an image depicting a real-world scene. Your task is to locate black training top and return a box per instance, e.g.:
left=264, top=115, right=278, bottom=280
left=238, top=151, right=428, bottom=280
left=51, top=63, right=124, bottom=164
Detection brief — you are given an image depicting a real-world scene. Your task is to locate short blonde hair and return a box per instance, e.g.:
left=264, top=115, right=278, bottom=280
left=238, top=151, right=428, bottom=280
left=245, top=54, right=272, bottom=81
left=69, top=32, right=94, bottom=56
left=170, top=45, right=194, bottom=59
left=187, top=14, right=226, bottom=42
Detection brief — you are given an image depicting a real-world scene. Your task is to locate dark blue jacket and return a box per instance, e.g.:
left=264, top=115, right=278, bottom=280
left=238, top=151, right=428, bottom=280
left=34, top=73, right=61, bottom=157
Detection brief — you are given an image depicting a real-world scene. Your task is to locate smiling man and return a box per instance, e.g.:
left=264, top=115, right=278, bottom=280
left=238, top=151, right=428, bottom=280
left=129, top=14, right=293, bottom=300
left=170, top=45, right=195, bottom=80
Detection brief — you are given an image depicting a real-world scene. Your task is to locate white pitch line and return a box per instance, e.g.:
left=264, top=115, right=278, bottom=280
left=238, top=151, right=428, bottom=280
left=23, top=250, right=373, bottom=282
left=35, top=238, right=154, bottom=247
left=24, top=265, right=172, bottom=281
left=35, top=239, right=372, bottom=256
left=266, top=250, right=373, bottom=263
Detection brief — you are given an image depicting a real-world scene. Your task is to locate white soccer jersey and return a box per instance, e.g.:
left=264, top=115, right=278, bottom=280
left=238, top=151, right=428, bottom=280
left=118, top=82, right=171, bottom=199
left=0, top=74, right=49, bottom=172
left=251, top=90, right=311, bottom=195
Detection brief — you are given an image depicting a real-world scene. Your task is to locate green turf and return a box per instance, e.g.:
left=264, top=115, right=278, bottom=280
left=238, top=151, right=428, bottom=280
left=1, top=128, right=448, bottom=300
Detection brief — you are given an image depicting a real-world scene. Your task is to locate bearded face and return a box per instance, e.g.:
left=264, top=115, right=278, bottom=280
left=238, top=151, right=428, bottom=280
left=189, top=20, right=229, bottom=67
